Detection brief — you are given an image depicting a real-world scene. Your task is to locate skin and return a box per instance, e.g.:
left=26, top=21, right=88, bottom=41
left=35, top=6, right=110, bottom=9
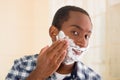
left=26, top=11, right=92, bottom=80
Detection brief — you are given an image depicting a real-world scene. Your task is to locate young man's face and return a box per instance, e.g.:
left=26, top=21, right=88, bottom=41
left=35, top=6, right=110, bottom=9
left=61, top=11, right=92, bottom=48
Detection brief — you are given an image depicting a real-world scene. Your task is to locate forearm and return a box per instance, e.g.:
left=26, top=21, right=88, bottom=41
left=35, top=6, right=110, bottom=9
left=26, top=68, right=46, bottom=80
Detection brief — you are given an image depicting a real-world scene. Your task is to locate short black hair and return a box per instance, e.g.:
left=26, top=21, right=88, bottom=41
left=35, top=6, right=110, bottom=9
left=52, top=5, right=91, bottom=30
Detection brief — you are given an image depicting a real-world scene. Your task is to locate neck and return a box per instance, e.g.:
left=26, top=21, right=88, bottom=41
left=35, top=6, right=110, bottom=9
left=56, top=63, right=75, bottom=74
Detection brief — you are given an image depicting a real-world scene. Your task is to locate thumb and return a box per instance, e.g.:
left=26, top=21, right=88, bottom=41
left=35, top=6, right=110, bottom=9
left=40, top=45, right=49, bottom=55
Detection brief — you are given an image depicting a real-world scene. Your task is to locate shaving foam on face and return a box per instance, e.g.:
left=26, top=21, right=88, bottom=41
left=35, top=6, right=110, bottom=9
left=56, top=31, right=88, bottom=65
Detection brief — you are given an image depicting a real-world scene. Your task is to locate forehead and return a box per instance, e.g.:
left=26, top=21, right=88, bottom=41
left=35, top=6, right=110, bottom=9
left=62, top=11, right=92, bottom=32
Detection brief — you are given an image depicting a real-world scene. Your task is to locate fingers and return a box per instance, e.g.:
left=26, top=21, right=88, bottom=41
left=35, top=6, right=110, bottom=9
left=38, top=45, right=49, bottom=57
left=50, top=50, right=67, bottom=70
left=38, top=39, right=68, bottom=68
left=40, top=45, right=49, bottom=54
left=48, top=40, right=61, bottom=52
left=52, top=41, right=68, bottom=61
left=56, top=50, right=67, bottom=64
left=38, top=40, right=62, bottom=56
left=47, top=40, right=68, bottom=58
left=47, top=40, right=68, bottom=66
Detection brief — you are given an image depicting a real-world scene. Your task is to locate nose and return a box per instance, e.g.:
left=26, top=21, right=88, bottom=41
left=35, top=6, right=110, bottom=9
left=75, top=37, right=87, bottom=48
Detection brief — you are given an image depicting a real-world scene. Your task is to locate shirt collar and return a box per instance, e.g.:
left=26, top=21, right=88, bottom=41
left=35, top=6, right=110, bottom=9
left=47, top=62, right=82, bottom=80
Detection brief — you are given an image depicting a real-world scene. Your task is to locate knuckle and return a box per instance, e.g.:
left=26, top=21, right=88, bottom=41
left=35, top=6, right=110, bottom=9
left=48, top=57, right=53, bottom=62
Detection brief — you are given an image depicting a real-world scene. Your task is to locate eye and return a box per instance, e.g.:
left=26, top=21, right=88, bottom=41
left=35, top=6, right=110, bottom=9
left=85, top=35, right=90, bottom=40
left=71, top=31, right=79, bottom=36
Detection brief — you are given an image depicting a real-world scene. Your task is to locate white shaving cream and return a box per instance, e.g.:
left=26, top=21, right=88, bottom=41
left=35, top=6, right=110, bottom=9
left=56, top=31, right=88, bottom=65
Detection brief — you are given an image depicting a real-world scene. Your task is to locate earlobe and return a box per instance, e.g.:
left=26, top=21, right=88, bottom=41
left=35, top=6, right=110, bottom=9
left=49, top=26, right=59, bottom=42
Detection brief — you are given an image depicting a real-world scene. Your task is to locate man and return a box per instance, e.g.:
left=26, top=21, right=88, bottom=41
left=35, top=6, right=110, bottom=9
left=6, top=6, right=101, bottom=80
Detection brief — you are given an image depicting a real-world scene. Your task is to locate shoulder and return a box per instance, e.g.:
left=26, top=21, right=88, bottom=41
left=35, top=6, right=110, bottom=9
left=14, top=54, right=38, bottom=70
left=14, top=54, right=38, bottom=65
left=77, top=61, right=101, bottom=80
left=6, top=54, right=38, bottom=80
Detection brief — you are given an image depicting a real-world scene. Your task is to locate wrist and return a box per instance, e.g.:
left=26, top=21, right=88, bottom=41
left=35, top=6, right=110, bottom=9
left=26, top=68, right=46, bottom=80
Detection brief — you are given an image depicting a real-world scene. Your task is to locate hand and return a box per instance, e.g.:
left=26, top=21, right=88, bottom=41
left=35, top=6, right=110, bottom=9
left=27, top=40, right=68, bottom=80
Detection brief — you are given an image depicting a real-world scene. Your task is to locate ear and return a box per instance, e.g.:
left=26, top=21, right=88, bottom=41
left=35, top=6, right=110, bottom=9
left=49, top=26, right=59, bottom=42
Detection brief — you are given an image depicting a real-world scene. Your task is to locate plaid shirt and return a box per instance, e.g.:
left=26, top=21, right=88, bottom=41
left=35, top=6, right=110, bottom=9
left=6, top=54, right=101, bottom=80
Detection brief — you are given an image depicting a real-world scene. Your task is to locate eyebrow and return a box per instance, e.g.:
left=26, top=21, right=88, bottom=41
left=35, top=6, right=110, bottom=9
left=70, top=24, right=92, bottom=33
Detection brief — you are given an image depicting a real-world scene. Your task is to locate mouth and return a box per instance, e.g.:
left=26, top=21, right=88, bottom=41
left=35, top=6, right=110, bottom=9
left=72, top=48, right=83, bottom=55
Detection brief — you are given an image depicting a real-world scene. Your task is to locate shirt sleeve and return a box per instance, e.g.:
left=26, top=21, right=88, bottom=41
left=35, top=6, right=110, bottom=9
left=85, top=66, right=101, bottom=80
left=5, top=59, right=29, bottom=80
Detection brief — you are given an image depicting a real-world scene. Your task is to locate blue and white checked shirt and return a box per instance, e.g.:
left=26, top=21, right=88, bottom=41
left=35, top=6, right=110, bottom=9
left=6, top=54, right=101, bottom=80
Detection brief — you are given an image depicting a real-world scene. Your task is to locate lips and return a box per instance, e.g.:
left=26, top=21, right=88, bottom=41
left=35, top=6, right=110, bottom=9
left=72, top=48, right=83, bottom=55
